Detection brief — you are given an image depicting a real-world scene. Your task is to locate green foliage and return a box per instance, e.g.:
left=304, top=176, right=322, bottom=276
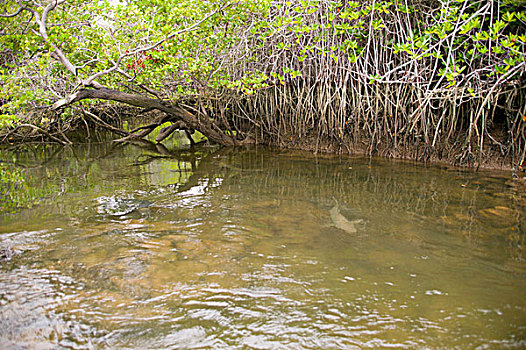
left=0, top=114, right=18, bottom=128
left=0, top=0, right=524, bottom=148
left=1, top=0, right=520, bottom=101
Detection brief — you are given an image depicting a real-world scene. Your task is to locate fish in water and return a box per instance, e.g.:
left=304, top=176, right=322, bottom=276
left=329, top=197, right=363, bottom=234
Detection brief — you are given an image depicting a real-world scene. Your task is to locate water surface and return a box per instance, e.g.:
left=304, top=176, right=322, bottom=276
left=1, top=142, right=525, bottom=349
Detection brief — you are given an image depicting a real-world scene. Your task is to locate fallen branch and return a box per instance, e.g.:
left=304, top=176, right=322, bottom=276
left=52, top=87, right=235, bottom=145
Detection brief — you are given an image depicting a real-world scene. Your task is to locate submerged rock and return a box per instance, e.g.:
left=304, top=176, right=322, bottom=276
left=96, top=196, right=153, bottom=217
left=0, top=245, right=20, bottom=262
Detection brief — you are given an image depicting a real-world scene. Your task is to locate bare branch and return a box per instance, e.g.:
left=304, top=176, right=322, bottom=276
left=22, top=0, right=79, bottom=81
left=0, top=6, right=24, bottom=18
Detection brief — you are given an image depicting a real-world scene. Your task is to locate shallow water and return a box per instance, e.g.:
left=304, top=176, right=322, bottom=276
left=1, top=142, right=525, bottom=349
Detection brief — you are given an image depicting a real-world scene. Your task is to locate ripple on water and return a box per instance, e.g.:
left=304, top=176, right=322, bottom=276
left=0, top=267, right=95, bottom=349
left=1, top=147, right=525, bottom=349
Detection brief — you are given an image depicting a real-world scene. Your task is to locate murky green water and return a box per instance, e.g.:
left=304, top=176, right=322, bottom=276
left=1, top=142, right=525, bottom=349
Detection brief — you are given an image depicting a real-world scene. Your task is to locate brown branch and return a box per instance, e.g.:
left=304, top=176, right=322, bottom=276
left=156, top=123, right=180, bottom=142
left=0, top=6, right=24, bottom=18
left=114, top=124, right=158, bottom=142
left=129, top=122, right=162, bottom=134
left=52, top=87, right=235, bottom=145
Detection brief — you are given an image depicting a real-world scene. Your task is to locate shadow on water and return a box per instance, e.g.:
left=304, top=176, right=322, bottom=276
left=0, top=138, right=525, bottom=349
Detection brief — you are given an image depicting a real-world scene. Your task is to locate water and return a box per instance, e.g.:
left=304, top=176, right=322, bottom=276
left=1, top=142, right=525, bottom=349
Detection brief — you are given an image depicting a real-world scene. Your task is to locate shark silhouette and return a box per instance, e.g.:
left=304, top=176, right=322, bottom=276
left=330, top=197, right=363, bottom=234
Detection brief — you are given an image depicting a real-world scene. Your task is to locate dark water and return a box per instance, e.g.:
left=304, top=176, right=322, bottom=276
left=0, top=141, right=525, bottom=349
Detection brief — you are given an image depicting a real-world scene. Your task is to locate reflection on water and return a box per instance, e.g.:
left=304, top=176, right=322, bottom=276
left=1, top=142, right=525, bottom=349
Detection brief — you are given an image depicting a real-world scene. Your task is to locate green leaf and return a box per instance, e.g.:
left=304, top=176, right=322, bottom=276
left=502, top=12, right=515, bottom=22
left=495, top=65, right=508, bottom=74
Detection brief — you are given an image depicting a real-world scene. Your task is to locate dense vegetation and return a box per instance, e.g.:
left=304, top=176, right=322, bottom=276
left=1, top=0, right=525, bottom=169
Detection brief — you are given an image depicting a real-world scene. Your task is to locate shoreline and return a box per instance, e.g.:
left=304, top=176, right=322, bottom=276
left=1, top=129, right=524, bottom=176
